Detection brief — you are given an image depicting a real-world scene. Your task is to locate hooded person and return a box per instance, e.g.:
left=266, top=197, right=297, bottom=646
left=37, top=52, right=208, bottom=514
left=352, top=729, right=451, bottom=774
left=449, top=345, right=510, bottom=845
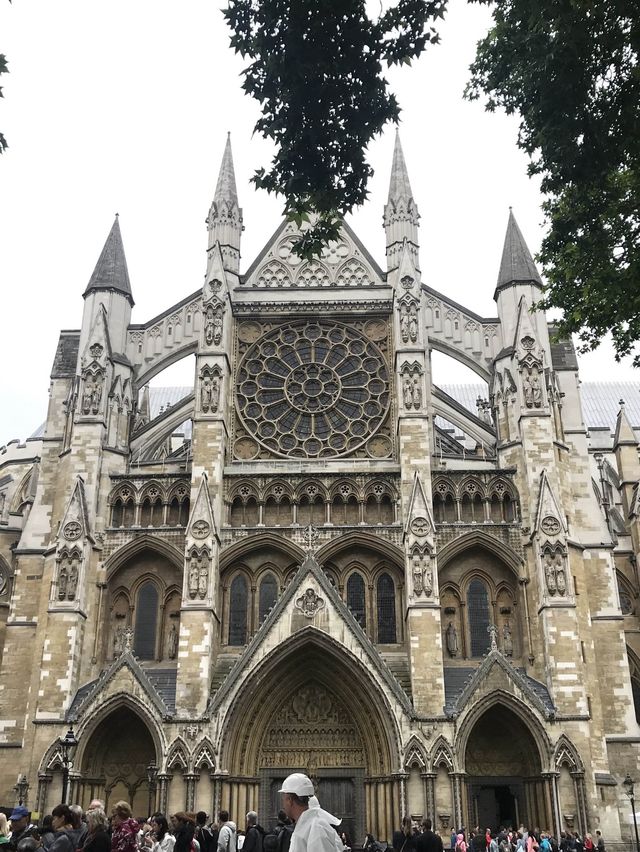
left=279, top=774, right=341, bottom=852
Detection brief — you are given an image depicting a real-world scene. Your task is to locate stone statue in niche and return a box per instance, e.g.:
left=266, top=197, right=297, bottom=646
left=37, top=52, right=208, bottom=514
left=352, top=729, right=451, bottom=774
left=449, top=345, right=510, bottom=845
left=204, top=306, right=215, bottom=346
left=412, top=376, right=422, bottom=409
left=81, top=373, right=103, bottom=415
left=167, top=623, right=178, bottom=659
left=201, top=376, right=212, bottom=411
left=188, top=559, right=199, bottom=599
left=555, top=552, right=567, bottom=595
left=400, top=309, right=410, bottom=343
left=502, top=621, right=513, bottom=657
left=423, top=564, right=433, bottom=597
left=412, top=552, right=424, bottom=596
left=212, top=306, right=224, bottom=345
left=523, top=368, right=542, bottom=409
left=67, top=559, right=79, bottom=601
left=544, top=551, right=557, bottom=595
left=210, top=375, right=220, bottom=411
left=58, top=564, right=68, bottom=600
left=408, top=306, right=418, bottom=342
left=445, top=621, right=458, bottom=657
left=403, top=375, right=413, bottom=409
left=198, top=561, right=208, bottom=599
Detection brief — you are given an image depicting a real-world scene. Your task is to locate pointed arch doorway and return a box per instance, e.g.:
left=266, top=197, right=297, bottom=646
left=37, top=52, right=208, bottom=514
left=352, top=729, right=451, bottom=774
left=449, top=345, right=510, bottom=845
left=463, top=703, right=553, bottom=832
left=220, top=634, right=400, bottom=843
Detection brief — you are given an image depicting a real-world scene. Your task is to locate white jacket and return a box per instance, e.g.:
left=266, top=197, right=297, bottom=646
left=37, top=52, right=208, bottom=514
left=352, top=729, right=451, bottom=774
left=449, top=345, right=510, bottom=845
left=290, top=808, right=341, bottom=852
left=218, top=823, right=237, bottom=852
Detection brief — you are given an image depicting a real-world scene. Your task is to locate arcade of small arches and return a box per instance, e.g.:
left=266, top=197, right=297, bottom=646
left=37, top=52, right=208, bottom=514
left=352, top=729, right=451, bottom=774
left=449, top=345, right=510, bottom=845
left=109, top=479, right=191, bottom=529
left=227, top=479, right=397, bottom=528
left=433, top=475, right=518, bottom=525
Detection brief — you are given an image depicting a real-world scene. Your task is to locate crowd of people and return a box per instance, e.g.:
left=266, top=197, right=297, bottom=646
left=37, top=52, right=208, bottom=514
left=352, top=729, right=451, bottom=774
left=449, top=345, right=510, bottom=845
left=386, top=819, right=607, bottom=852
left=0, top=772, right=355, bottom=852
left=0, top=795, right=608, bottom=852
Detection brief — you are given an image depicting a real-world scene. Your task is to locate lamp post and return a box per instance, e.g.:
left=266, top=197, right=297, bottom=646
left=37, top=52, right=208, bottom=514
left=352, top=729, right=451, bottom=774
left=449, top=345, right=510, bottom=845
left=146, top=762, right=158, bottom=818
left=60, top=726, right=79, bottom=805
left=623, top=773, right=640, bottom=852
left=13, top=774, right=29, bottom=806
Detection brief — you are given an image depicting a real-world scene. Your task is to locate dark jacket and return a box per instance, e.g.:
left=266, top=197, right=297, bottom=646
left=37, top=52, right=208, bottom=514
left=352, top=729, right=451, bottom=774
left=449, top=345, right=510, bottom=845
left=48, top=831, right=74, bottom=852
left=9, top=826, right=39, bottom=852
left=416, top=832, right=444, bottom=852
left=84, top=830, right=110, bottom=852
left=243, top=827, right=265, bottom=852
left=393, top=833, right=416, bottom=852
left=174, top=823, right=195, bottom=852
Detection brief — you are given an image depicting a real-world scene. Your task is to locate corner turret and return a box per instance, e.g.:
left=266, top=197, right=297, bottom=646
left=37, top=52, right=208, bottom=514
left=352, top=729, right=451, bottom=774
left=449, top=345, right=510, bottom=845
left=384, top=130, right=419, bottom=272
left=206, top=134, right=242, bottom=276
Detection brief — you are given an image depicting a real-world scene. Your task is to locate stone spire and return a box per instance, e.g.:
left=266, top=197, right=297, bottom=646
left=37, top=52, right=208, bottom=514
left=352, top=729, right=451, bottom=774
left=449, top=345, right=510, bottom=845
left=384, top=129, right=419, bottom=271
left=614, top=400, right=638, bottom=448
left=206, top=133, right=243, bottom=274
left=83, top=215, right=134, bottom=306
left=495, top=209, right=542, bottom=295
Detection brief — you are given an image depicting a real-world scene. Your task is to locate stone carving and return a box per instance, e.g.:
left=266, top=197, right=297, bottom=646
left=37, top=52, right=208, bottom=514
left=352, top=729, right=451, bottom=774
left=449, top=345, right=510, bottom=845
left=541, top=515, right=561, bottom=535
left=81, top=372, right=104, bottom=415
left=58, top=564, right=68, bottom=600
left=187, top=549, right=209, bottom=600
left=188, top=559, right=199, bottom=599
left=123, top=626, right=134, bottom=652
left=198, top=562, right=208, bottom=599
left=63, top=521, right=82, bottom=541
left=302, top=524, right=320, bottom=552
left=445, top=622, right=458, bottom=657
left=401, top=362, right=423, bottom=410
left=523, top=367, right=543, bottom=409
left=200, top=367, right=221, bottom=414
left=502, top=621, right=513, bottom=657
left=399, top=302, right=419, bottom=344
left=543, top=549, right=568, bottom=596
left=409, top=306, right=418, bottom=342
left=295, top=587, right=325, bottom=618
left=67, top=559, right=79, bottom=601
left=410, top=517, right=430, bottom=537
left=488, top=622, right=499, bottom=651
left=191, top=520, right=210, bottom=539
left=411, top=549, right=432, bottom=597
left=167, top=623, right=178, bottom=659
left=204, top=303, right=224, bottom=346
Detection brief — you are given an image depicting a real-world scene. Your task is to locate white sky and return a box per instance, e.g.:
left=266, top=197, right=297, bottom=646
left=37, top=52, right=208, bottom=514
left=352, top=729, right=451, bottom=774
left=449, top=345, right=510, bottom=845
left=0, top=0, right=637, bottom=443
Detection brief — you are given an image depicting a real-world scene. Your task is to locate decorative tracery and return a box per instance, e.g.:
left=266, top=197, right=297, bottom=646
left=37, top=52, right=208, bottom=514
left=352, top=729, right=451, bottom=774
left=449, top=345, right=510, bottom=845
left=236, top=321, right=390, bottom=458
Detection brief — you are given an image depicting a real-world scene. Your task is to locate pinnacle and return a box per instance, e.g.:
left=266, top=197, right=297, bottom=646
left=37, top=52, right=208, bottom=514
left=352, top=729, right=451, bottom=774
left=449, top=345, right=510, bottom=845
left=84, top=216, right=134, bottom=305
left=214, top=133, right=238, bottom=207
left=496, top=209, right=543, bottom=289
left=614, top=400, right=638, bottom=447
left=387, top=128, right=414, bottom=203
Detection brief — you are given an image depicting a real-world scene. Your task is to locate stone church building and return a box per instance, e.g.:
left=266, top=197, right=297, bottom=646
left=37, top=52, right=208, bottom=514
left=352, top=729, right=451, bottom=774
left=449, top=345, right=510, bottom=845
left=1, top=134, right=640, bottom=844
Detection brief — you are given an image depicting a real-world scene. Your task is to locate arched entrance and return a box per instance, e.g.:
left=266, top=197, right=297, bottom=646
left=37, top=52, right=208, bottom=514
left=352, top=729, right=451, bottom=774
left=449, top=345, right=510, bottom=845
left=79, top=706, right=157, bottom=813
left=464, top=704, right=548, bottom=831
left=220, top=634, right=400, bottom=842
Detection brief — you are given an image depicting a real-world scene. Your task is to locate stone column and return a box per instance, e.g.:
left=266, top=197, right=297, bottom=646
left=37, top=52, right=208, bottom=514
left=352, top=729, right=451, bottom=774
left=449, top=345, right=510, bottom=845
left=451, top=774, right=465, bottom=833
left=571, top=771, right=588, bottom=836
left=157, top=774, right=171, bottom=814
left=36, top=774, right=52, bottom=816
left=422, top=772, right=436, bottom=821
left=185, top=773, right=198, bottom=811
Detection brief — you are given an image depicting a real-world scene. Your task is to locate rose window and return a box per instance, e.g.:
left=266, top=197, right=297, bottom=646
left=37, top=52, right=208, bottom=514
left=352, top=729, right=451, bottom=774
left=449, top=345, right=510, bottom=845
left=236, top=321, right=390, bottom=458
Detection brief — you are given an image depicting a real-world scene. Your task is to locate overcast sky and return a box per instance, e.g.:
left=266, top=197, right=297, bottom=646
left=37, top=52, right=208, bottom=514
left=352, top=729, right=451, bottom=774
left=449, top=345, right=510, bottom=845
left=1, top=0, right=637, bottom=443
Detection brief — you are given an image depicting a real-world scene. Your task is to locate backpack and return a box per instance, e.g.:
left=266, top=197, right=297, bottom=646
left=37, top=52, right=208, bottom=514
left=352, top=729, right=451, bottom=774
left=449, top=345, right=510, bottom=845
left=196, top=828, right=214, bottom=852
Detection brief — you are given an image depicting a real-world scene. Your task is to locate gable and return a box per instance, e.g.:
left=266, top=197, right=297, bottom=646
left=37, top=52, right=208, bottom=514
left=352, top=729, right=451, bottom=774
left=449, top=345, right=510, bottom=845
left=242, top=219, right=385, bottom=289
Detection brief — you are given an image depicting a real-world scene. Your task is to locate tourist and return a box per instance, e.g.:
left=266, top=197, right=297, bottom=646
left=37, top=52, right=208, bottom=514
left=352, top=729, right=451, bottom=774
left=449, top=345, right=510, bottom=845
left=69, top=807, right=88, bottom=850
left=415, top=819, right=443, bottom=852
left=110, top=803, right=138, bottom=852
left=583, top=835, right=593, bottom=852
left=83, top=810, right=110, bottom=852
left=393, top=818, right=416, bottom=852
left=48, top=805, right=75, bottom=852
left=217, top=813, right=236, bottom=852
left=278, top=772, right=339, bottom=852
left=455, top=834, right=467, bottom=852
left=39, top=816, right=55, bottom=850
left=142, top=816, right=174, bottom=852
left=17, top=840, right=45, bottom=852
left=171, top=815, right=195, bottom=852
left=242, top=814, right=264, bottom=852
left=8, top=808, right=38, bottom=852
left=339, top=832, right=351, bottom=852
left=0, top=814, right=11, bottom=847
left=195, top=814, right=214, bottom=852
left=594, top=834, right=604, bottom=852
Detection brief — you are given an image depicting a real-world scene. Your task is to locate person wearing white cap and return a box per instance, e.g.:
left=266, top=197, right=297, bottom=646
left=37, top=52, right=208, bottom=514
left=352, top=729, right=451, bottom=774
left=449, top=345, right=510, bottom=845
left=279, top=774, right=341, bottom=852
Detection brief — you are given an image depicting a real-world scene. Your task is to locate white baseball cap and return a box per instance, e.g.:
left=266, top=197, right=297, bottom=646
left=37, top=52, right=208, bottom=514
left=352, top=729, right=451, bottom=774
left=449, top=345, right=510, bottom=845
left=278, top=772, right=315, bottom=796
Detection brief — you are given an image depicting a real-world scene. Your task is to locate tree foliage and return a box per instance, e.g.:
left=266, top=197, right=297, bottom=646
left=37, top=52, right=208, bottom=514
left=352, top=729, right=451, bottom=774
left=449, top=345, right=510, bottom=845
left=224, top=0, right=446, bottom=259
left=466, top=0, right=640, bottom=364
left=0, top=1, right=10, bottom=154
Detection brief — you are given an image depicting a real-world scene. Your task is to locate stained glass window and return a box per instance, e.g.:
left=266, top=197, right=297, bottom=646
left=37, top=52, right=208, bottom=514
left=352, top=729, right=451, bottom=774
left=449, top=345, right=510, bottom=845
left=134, top=581, right=158, bottom=660
left=347, top=572, right=366, bottom=628
left=229, top=574, right=248, bottom=646
left=259, top=573, right=278, bottom=623
left=467, top=578, right=491, bottom=657
left=377, top=573, right=397, bottom=643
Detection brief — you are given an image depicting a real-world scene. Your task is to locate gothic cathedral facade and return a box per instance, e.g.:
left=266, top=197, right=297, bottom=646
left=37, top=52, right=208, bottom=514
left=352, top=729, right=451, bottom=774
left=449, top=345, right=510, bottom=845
left=1, top=134, right=639, bottom=845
